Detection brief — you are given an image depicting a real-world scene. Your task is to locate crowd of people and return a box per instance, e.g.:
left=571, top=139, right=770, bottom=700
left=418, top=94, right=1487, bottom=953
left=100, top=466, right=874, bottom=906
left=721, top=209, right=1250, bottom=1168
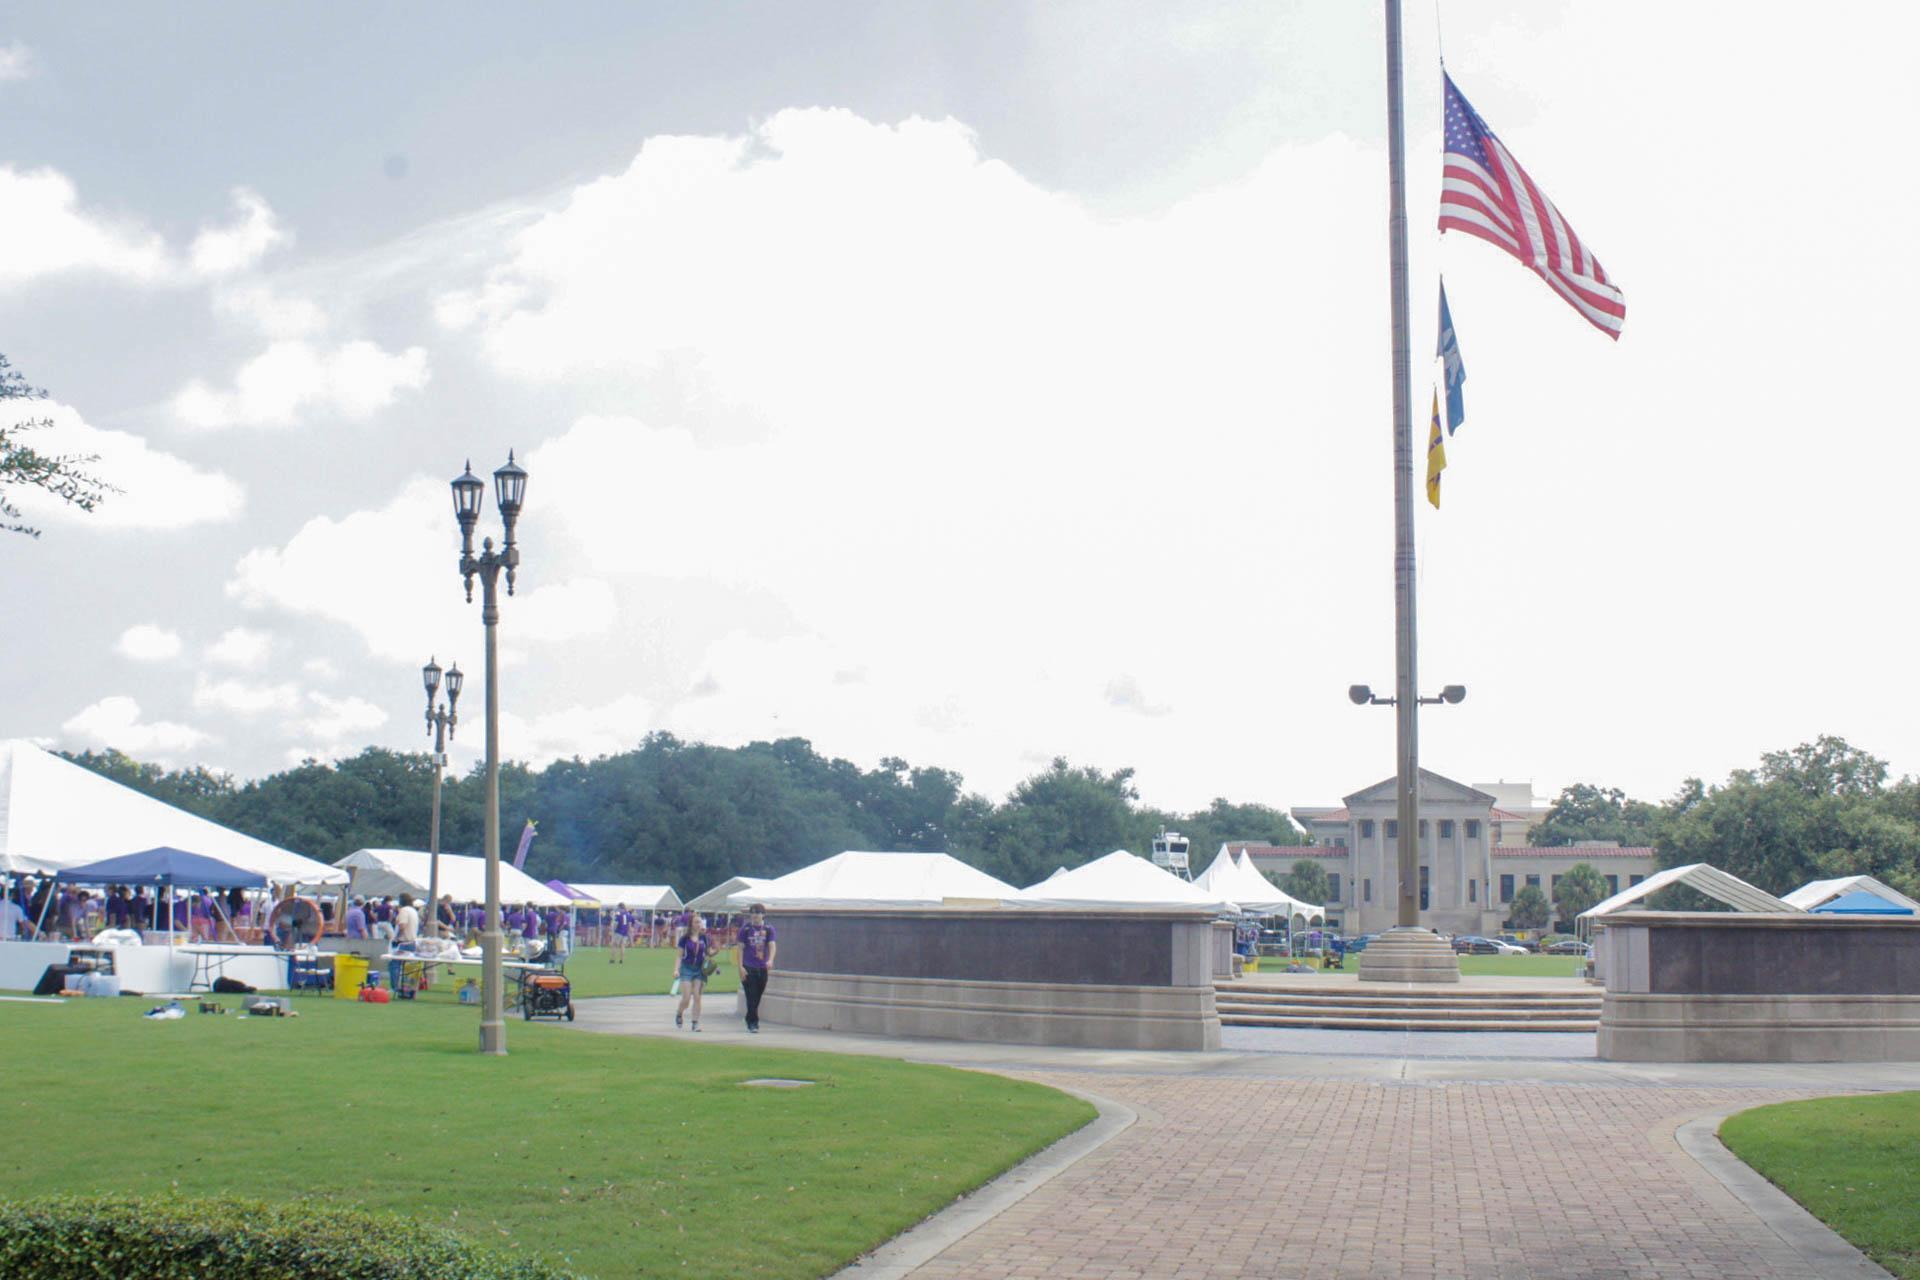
left=1, top=879, right=259, bottom=942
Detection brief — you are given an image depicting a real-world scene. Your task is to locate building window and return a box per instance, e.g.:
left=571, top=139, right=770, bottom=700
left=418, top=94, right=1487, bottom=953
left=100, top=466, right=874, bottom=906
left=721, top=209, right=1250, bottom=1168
left=1550, top=875, right=1563, bottom=901
left=1499, top=874, right=1515, bottom=903
left=1605, top=875, right=1619, bottom=895
left=1629, top=874, right=1645, bottom=887
left=1439, top=819, right=1455, bottom=839
left=1359, top=819, right=1375, bottom=839
left=1418, top=819, right=1428, bottom=838
left=1468, top=879, right=1477, bottom=902
left=1385, top=820, right=1398, bottom=839
left=1419, top=865, right=1430, bottom=910
left=1526, top=874, right=1541, bottom=889
left=1329, top=874, right=1342, bottom=903
left=1464, top=820, right=1480, bottom=840
left=1364, top=878, right=1372, bottom=903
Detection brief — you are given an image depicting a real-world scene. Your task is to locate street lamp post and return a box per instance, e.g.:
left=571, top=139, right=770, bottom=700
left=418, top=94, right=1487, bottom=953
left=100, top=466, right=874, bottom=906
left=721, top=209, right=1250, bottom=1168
left=452, top=452, right=527, bottom=1056
left=421, top=657, right=463, bottom=939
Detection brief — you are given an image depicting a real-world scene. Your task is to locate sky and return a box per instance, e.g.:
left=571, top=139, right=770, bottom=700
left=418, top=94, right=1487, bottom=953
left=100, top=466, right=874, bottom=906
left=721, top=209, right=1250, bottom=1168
left=3, top=2, right=1917, bottom=817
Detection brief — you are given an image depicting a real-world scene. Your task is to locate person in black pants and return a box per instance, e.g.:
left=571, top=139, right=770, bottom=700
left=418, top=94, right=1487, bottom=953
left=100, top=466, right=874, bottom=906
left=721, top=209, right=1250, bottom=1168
left=735, top=903, right=777, bottom=1033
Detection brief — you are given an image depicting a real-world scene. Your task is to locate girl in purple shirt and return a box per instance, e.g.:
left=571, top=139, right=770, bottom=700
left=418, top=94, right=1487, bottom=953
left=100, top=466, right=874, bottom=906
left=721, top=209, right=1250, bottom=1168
left=674, top=918, right=711, bottom=1032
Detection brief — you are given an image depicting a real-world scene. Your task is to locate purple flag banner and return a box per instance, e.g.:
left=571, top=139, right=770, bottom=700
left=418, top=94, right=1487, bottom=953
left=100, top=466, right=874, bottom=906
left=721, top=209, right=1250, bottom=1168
left=511, top=819, right=538, bottom=870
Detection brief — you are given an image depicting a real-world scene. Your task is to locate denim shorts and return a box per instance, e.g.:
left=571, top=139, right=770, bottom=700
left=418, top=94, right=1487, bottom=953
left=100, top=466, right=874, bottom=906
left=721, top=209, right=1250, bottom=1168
left=678, top=965, right=704, bottom=983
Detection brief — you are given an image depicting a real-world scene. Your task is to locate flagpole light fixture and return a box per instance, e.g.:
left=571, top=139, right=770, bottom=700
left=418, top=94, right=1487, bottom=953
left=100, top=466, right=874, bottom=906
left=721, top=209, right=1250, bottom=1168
left=1348, top=683, right=1466, bottom=707
left=451, top=452, right=527, bottom=1057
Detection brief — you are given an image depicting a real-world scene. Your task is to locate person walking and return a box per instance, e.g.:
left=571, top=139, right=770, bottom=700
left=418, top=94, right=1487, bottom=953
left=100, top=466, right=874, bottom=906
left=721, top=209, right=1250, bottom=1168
left=674, top=917, right=712, bottom=1032
left=735, top=903, right=776, bottom=1033
left=610, top=904, right=630, bottom=964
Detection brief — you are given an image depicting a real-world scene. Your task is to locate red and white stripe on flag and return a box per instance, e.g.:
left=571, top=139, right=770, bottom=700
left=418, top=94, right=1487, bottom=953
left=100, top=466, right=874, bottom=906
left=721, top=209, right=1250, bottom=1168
left=1439, top=73, right=1625, bottom=339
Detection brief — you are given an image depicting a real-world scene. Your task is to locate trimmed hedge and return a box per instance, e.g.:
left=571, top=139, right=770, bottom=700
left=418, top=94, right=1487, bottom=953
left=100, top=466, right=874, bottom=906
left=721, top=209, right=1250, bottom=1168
left=0, top=1195, right=580, bottom=1280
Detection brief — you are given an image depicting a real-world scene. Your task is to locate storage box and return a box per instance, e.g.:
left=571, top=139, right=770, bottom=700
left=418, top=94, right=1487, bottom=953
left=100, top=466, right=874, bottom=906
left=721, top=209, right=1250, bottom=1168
left=82, top=973, right=121, bottom=997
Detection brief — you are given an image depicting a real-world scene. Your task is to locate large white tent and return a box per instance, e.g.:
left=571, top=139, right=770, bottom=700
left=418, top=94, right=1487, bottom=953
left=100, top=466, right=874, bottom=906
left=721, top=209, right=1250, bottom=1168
left=1782, top=875, right=1920, bottom=915
left=1193, top=847, right=1322, bottom=921
left=685, top=876, right=768, bottom=913
left=0, top=739, right=344, bottom=884
left=563, top=883, right=683, bottom=911
left=1009, top=849, right=1235, bottom=912
left=336, top=848, right=571, bottom=906
left=733, top=851, right=1015, bottom=909
left=1577, top=862, right=1797, bottom=921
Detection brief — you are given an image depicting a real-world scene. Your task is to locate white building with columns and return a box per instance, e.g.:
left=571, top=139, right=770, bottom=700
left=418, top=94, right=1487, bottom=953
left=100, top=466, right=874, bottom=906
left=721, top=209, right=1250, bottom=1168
left=1235, top=769, right=1658, bottom=935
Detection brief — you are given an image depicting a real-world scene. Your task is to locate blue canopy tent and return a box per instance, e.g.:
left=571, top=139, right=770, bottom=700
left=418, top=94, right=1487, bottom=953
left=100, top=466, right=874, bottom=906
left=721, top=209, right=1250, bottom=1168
left=1810, top=889, right=1915, bottom=916
left=50, top=847, right=267, bottom=937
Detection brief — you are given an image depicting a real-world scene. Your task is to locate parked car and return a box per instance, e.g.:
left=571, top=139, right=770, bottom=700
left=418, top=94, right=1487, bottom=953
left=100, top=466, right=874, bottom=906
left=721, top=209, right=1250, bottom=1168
left=1488, top=939, right=1527, bottom=955
left=1497, top=933, right=1540, bottom=952
left=1452, top=935, right=1497, bottom=954
left=1544, top=938, right=1591, bottom=956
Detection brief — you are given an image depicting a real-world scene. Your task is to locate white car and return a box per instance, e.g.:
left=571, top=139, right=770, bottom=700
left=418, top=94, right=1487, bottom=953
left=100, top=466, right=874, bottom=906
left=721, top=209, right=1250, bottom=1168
left=1490, top=939, right=1527, bottom=955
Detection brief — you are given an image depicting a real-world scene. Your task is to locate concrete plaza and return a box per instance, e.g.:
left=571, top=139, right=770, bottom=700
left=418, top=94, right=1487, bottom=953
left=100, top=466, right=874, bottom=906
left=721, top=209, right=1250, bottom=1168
left=573, top=997, right=1908, bottom=1279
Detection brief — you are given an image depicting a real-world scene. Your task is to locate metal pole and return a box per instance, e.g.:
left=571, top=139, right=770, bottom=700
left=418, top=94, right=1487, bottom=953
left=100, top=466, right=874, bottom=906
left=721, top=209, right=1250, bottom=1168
left=478, top=577, right=506, bottom=1055
left=427, top=720, right=445, bottom=940
left=1384, top=0, right=1420, bottom=930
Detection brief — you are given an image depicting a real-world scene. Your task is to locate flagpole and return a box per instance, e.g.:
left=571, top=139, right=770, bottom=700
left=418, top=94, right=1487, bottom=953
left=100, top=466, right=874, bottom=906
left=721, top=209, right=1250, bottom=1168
left=1384, top=0, right=1420, bottom=931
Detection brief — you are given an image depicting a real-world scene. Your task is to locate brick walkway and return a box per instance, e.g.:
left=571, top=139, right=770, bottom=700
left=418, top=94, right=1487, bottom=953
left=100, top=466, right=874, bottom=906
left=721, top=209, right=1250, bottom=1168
left=903, top=1075, right=1828, bottom=1280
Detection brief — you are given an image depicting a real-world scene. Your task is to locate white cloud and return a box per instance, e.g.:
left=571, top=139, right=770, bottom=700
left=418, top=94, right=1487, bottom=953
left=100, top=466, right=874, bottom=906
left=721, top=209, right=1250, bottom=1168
left=499, top=693, right=653, bottom=766
left=302, top=657, right=340, bottom=681
left=193, top=675, right=301, bottom=716
left=302, top=691, right=387, bottom=741
left=172, top=338, right=429, bottom=429
left=62, top=695, right=208, bottom=755
left=206, top=627, right=272, bottom=670
left=0, top=166, right=170, bottom=285
left=189, top=188, right=288, bottom=276
left=215, top=286, right=327, bottom=339
left=115, top=623, right=183, bottom=662
left=6, top=401, right=245, bottom=530
left=225, top=475, right=617, bottom=661
left=0, top=41, right=33, bottom=81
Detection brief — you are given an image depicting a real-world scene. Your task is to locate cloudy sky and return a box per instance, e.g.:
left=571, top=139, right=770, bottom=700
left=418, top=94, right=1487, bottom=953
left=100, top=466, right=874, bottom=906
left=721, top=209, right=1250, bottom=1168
left=3, top=3, right=1916, bottom=815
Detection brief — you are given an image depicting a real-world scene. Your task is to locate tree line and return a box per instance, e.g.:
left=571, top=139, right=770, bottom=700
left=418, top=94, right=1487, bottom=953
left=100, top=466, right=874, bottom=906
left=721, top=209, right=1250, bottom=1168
left=63, top=735, right=1300, bottom=898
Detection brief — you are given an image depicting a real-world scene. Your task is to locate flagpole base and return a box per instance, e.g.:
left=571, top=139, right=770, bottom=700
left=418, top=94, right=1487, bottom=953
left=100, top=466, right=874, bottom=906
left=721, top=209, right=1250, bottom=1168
left=1355, top=927, right=1461, bottom=983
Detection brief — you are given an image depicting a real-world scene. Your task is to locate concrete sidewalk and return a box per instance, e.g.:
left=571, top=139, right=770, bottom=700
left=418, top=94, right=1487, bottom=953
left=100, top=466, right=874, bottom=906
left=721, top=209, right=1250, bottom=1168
left=573, top=996, right=1909, bottom=1278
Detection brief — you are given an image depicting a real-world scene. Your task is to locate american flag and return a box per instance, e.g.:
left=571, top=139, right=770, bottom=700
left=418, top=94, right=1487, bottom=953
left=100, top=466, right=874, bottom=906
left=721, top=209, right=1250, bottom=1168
left=1439, top=73, right=1625, bottom=339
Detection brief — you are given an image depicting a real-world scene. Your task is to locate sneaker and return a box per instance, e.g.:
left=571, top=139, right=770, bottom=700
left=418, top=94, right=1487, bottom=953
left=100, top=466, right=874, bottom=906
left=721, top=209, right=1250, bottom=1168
left=748, top=1024, right=759, bottom=1034
left=691, top=1020, right=700, bottom=1032
left=674, top=1011, right=683, bottom=1028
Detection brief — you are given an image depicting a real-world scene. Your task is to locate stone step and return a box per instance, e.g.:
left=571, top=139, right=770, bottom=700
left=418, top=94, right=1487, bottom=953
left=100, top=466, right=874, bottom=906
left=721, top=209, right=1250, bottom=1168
left=1215, top=999, right=1596, bottom=1022
left=1216, top=985, right=1598, bottom=1005
left=1216, top=990, right=1599, bottom=1011
left=1220, top=1012, right=1598, bottom=1033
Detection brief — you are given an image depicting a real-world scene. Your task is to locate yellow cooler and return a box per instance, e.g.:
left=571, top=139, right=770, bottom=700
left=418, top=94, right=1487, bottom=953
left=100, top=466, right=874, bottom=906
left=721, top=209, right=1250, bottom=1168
left=332, top=953, right=369, bottom=999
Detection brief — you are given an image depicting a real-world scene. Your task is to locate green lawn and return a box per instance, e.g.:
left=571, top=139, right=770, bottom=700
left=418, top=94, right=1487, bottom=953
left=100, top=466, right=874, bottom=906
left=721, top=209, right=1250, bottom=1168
left=376, top=944, right=740, bottom=1007
left=1720, top=1093, right=1920, bottom=1279
left=0, top=998, right=1091, bottom=1279
left=1455, top=953, right=1585, bottom=978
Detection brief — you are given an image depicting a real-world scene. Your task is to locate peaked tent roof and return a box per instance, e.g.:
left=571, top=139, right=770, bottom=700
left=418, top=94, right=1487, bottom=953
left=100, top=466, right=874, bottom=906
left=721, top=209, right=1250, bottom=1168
left=56, top=846, right=267, bottom=889
left=1192, top=847, right=1322, bottom=918
left=1577, top=862, right=1797, bottom=919
left=1009, top=849, right=1235, bottom=912
left=336, top=849, right=572, bottom=906
left=1812, top=890, right=1915, bottom=915
left=733, top=851, right=1015, bottom=909
left=564, top=883, right=683, bottom=911
left=1782, top=875, right=1920, bottom=914
left=684, top=876, right=769, bottom=913
left=0, top=739, right=344, bottom=883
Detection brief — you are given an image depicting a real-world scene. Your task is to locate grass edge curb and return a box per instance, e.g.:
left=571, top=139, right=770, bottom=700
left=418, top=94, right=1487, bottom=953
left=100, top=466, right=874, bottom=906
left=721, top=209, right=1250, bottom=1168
left=1676, top=1111, right=1893, bottom=1279
left=828, top=1082, right=1136, bottom=1280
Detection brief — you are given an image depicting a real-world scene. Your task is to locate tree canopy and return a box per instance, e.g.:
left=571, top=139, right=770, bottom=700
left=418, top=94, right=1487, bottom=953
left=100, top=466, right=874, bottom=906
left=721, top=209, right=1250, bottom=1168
left=1, top=354, right=113, bottom=536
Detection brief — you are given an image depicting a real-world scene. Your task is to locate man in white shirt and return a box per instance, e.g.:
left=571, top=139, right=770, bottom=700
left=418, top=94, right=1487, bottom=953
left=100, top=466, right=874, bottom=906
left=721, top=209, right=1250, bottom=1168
left=387, top=894, right=421, bottom=995
left=0, top=893, right=25, bottom=940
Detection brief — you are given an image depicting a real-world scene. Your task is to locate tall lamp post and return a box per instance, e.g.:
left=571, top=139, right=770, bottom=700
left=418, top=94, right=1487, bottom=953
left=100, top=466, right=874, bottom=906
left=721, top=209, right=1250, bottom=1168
left=452, top=452, right=527, bottom=1056
left=421, top=657, right=463, bottom=938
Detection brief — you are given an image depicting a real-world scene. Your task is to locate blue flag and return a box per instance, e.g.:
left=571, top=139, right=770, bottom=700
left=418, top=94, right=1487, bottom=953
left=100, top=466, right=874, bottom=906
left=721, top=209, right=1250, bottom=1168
left=1437, top=280, right=1466, bottom=433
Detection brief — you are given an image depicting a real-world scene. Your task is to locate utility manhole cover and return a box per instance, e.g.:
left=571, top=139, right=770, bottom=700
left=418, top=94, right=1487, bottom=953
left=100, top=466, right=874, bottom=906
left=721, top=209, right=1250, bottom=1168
left=741, top=1077, right=815, bottom=1088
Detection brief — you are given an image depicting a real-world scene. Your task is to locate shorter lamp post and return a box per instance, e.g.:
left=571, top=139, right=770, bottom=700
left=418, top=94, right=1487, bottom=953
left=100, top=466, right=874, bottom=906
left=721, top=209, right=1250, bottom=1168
left=422, top=657, right=463, bottom=938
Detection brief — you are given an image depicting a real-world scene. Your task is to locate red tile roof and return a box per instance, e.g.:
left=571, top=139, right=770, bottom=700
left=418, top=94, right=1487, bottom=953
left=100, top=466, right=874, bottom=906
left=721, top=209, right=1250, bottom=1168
left=1237, top=843, right=1348, bottom=860
left=1490, top=846, right=1656, bottom=859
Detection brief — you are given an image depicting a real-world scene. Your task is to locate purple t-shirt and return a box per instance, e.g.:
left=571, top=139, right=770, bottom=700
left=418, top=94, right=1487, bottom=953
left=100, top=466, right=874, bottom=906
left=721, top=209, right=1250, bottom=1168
left=737, top=921, right=776, bottom=969
left=678, top=934, right=710, bottom=973
left=344, top=906, right=368, bottom=938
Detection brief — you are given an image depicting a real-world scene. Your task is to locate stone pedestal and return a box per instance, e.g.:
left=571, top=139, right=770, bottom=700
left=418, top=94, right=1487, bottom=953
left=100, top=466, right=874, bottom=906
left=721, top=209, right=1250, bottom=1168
left=1355, top=927, right=1461, bottom=983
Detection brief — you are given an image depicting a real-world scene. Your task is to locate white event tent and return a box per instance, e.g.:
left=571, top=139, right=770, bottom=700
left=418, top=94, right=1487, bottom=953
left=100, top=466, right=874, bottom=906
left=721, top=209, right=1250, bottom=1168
left=1577, top=862, right=1797, bottom=924
left=732, top=851, right=1015, bottom=909
left=1193, top=847, right=1323, bottom=923
left=1009, top=849, right=1236, bottom=912
left=685, top=876, right=768, bottom=914
left=336, top=848, right=571, bottom=906
left=0, top=739, right=343, bottom=884
left=1782, top=875, right=1920, bottom=915
left=563, top=883, right=683, bottom=912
